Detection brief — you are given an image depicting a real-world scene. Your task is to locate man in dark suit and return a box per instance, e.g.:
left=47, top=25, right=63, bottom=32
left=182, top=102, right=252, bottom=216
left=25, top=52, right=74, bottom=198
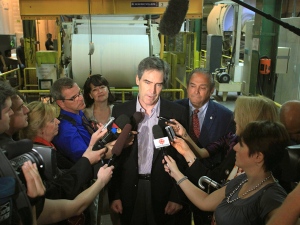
left=280, top=100, right=300, bottom=144
left=108, top=56, right=188, bottom=225
left=175, top=68, right=235, bottom=225
left=176, top=68, right=235, bottom=149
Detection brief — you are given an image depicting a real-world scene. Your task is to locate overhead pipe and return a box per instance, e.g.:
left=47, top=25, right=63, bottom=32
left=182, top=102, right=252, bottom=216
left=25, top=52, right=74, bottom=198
left=230, top=0, right=300, bottom=36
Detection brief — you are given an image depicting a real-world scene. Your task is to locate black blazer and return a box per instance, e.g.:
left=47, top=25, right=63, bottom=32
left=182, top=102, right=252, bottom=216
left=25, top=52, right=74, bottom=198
left=108, top=98, right=188, bottom=225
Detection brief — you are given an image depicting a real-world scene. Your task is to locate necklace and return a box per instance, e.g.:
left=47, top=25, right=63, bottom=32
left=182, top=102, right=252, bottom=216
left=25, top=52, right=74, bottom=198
left=226, top=174, right=272, bottom=203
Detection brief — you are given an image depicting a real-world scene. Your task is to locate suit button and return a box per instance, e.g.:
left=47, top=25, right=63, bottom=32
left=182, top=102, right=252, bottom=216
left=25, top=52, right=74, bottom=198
left=225, top=170, right=230, bottom=175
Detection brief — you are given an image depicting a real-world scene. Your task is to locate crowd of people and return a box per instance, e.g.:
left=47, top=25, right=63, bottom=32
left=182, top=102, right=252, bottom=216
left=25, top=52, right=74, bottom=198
left=0, top=55, right=299, bottom=225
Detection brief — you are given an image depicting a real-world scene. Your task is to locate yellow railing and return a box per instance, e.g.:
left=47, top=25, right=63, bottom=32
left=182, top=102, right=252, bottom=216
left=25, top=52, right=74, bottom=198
left=200, top=50, right=244, bottom=68
left=0, top=68, right=21, bottom=88
left=24, top=67, right=38, bottom=89
left=19, top=88, right=185, bottom=103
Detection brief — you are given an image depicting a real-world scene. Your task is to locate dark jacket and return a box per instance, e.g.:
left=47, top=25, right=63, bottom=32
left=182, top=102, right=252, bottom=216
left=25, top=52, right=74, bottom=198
left=108, top=98, right=188, bottom=225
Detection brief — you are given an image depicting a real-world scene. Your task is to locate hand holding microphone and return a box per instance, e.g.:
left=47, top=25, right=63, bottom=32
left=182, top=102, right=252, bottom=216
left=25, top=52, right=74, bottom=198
left=160, top=118, right=187, bottom=138
left=92, top=115, right=130, bottom=151
left=107, top=123, right=132, bottom=166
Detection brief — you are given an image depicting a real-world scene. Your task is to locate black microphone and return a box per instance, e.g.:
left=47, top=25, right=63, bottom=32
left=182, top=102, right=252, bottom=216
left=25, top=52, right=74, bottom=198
left=131, top=111, right=144, bottom=131
left=2, top=139, right=33, bottom=160
left=93, top=114, right=130, bottom=150
left=159, top=0, right=189, bottom=37
left=107, top=123, right=132, bottom=166
left=152, top=125, right=171, bottom=157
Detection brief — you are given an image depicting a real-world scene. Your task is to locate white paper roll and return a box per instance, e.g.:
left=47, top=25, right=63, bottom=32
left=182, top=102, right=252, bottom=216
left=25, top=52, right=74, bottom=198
left=71, top=33, right=149, bottom=88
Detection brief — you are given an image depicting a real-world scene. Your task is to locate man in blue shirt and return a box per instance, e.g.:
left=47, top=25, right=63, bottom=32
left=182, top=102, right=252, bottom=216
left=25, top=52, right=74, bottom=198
left=51, top=77, right=114, bottom=163
left=51, top=77, right=93, bottom=162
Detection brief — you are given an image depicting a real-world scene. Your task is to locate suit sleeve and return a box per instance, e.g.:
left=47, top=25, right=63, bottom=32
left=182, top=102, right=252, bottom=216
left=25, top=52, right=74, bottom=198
left=167, top=104, right=190, bottom=204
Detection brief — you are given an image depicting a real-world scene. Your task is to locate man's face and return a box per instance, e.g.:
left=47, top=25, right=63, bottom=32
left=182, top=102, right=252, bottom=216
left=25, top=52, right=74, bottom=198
left=136, top=70, right=164, bottom=109
left=57, top=83, right=86, bottom=114
left=0, top=97, right=13, bottom=134
left=9, top=95, right=30, bottom=132
left=284, top=125, right=300, bottom=144
left=187, top=72, right=214, bottom=109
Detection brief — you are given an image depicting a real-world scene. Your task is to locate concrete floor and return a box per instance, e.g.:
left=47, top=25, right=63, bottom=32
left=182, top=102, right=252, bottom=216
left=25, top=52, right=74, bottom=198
left=212, top=91, right=238, bottom=112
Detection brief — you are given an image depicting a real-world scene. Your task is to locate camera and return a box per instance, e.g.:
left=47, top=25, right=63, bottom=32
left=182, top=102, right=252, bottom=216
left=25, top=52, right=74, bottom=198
left=10, top=148, right=45, bottom=179
left=3, top=140, right=58, bottom=182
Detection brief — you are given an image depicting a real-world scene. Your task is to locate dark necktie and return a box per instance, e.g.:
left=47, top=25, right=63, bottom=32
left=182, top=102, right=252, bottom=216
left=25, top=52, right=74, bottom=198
left=190, top=109, right=200, bottom=142
left=82, top=115, right=96, bottom=135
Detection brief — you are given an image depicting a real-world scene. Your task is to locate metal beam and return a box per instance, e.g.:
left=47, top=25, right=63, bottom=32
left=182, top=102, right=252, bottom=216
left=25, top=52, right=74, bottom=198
left=19, top=0, right=203, bottom=20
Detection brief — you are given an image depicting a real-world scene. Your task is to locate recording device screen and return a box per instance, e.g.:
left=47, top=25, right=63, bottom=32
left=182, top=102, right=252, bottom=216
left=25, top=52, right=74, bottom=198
left=165, top=126, right=176, bottom=142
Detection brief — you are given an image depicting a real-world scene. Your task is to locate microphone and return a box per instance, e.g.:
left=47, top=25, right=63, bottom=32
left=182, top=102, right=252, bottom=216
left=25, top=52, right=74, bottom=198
left=159, top=0, right=189, bottom=37
left=131, top=111, right=144, bottom=131
left=93, top=114, right=130, bottom=150
left=2, top=139, right=33, bottom=160
left=107, top=123, right=132, bottom=166
left=152, top=125, right=170, bottom=157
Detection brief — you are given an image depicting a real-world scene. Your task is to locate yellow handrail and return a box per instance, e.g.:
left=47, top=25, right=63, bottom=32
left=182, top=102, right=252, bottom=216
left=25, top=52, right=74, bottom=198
left=19, top=88, right=185, bottom=103
left=0, top=68, right=21, bottom=88
left=24, top=67, right=38, bottom=88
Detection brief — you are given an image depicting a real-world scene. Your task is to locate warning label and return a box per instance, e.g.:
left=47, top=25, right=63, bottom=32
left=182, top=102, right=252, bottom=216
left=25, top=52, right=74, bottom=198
left=131, top=2, right=168, bottom=7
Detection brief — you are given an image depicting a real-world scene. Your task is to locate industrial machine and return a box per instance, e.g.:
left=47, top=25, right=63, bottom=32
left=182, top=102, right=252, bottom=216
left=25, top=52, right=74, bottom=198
left=61, top=16, right=155, bottom=88
left=17, top=0, right=202, bottom=91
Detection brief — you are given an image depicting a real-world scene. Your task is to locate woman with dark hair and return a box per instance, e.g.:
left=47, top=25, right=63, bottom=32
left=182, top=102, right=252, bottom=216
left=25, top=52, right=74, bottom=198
left=83, top=74, right=115, bottom=125
left=164, top=120, right=290, bottom=225
left=83, top=74, right=119, bottom=225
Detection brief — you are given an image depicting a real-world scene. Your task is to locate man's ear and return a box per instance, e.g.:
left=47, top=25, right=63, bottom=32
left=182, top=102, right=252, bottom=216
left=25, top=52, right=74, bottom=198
left=210, top=87, right=215, bottom=95
left=56, top=100, right=64, bottom=109
left=136, top=75, right=140, bottom=86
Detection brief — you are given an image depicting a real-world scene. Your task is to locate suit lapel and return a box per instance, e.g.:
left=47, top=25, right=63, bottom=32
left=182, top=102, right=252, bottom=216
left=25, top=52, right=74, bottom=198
left=199, top=100, right=216, bottom=144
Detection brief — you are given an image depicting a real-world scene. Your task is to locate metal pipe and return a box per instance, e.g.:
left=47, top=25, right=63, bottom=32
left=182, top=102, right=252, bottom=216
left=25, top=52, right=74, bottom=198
left=73, top=19, right=148, bottom=25
left=198, top=176, right=222, bottom=190
left=292, top=0, right=296, bottom=17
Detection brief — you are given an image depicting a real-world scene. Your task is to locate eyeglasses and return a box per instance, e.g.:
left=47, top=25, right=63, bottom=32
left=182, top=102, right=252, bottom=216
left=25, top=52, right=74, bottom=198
left=61, top=91, right=83, bottom=102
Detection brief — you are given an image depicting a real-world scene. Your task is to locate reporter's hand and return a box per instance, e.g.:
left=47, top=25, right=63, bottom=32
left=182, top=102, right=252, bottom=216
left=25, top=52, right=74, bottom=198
left=165, top=201, right=182, bottom=215
left=124, top=131, right=137, bottom=148
left=111, top=199, right=123, bottom=214
left=82, top=145, right=108, bottom=165
left=104, top=140, right=116, bottom=159
left=21, top=161, right=45, bottom=198
left=170, top=137, right=193, bottom=157
left=168, top=119, right=187, bottom=138
left=97, top=164, right=114, bottom=186
left=163, top=155, right=183, bottom=181
left=89, top=124, right=106, bottom=147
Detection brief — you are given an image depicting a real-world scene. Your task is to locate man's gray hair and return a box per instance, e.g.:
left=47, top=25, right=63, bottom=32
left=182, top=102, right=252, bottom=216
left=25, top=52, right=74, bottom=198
left=50, top=77, right=76, bottom=101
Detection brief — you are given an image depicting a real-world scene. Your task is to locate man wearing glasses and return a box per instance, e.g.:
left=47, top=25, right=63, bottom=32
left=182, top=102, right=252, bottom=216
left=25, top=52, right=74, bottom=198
left=51, top=77, right=112, bottom=163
